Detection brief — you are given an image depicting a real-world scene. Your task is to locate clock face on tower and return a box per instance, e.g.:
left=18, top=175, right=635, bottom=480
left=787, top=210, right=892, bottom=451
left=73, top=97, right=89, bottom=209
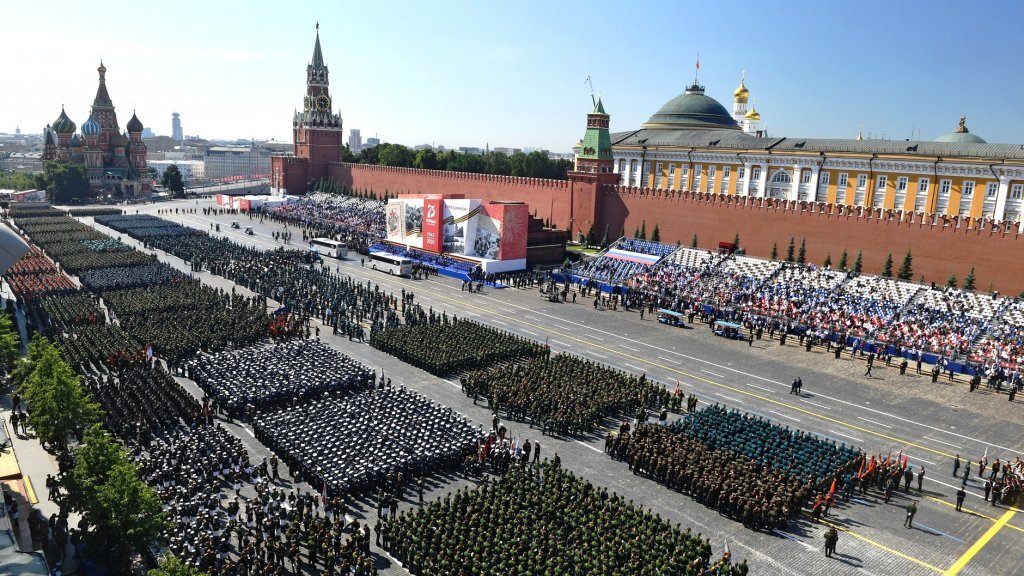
left=315, top=95, right=330, bottom=111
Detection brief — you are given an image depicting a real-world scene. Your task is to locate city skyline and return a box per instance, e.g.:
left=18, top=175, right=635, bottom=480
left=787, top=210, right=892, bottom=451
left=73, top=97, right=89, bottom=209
left=4, top=0, right=1024, bottom=151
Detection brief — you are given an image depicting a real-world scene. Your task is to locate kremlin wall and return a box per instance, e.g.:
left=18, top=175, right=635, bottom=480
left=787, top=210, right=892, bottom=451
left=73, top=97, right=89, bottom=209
left=328, top=162, right=1024, bottom=292
left=275, top=29, right=1024, bottom=293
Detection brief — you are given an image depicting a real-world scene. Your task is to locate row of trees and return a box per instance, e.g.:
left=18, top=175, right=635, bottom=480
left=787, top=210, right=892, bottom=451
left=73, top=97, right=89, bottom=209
left=12, top=336, right=167, bottom=573
left=342, top=143, right=574, bottom=180
left=0, top=169, right=42, bottom=191
left=40, top=161, right=92, bottom=204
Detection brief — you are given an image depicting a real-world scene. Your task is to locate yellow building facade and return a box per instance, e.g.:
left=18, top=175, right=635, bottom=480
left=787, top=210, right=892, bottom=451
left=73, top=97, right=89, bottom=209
left=604, top=78, right=1024, bottom=225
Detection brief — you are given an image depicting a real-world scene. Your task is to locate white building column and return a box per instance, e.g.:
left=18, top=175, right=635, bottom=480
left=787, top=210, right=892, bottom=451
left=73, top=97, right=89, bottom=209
left=740, top=162, right=752, bottom=195
left=756, top=162, right=768, bottom=197
left=789, top=165, right=801, bottom=201
left=993, top=176, right=1010, bottom=222
left=808, top=167, right=820, bottom=202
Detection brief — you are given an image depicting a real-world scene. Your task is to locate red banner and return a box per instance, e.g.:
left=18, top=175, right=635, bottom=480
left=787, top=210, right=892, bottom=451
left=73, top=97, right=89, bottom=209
left=422, top=197, right=443, bottom=253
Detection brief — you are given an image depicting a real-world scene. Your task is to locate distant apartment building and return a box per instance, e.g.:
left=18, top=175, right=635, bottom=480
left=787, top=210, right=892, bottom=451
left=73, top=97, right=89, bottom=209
left=365, top=137, right=380, bottom=148
left=149, top=159, right=205, bottom=181
left=348, top=129, right=362, bottom=152
left=204, top=145, right=271, bottom=179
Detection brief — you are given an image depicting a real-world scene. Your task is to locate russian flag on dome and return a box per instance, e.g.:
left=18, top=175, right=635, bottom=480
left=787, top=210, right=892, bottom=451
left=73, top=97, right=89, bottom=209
left=605, top=248, right=661, bottom=265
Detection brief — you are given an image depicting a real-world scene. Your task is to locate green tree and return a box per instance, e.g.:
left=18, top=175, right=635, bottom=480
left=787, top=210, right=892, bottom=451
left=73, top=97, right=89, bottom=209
left=946, top=274, right=958, bottom=288
left=0, top=170, right=42, bottom=191
left=585, top=224, right=596, bottom=247
left=149, top=556, right=210, bottom=576
left=413, top=149, right=439, bottom=170
left=838, top=249, right=848, bottom=270
left=785, top=237, right=796, bottom=262
left=600, top=224, right=609, bottom=248
left=161, top=164, right=185, bottom=198
left=823, top=252, right=832, bottom=268
left=853, top=250, right=863, bottom=274
left=0, top=313, right=19, bottom=373
left=639, top=220, right=647, bottom=240
left=690, top=234, right=698, bottom=248
left=797, top=238, right=807, bottom=264
left=963, top=267, right=977, bottom=291
left=770, top=242, right=778, bottom=260
left=359, top=144, right=381, bottom=165
left=377, top=143, right=414, bottom=167
left=881, top=252, right=894, bottom=277
left=897, top=250, right=914, bottom=280
left=42, top=161, right=91, bottom=203
left=633, top=226, right=640, bottom=239
left=650, top=223, right=661, bottom=242
left=10, top=334, right=49, bottom=391
left=19, top=346, right=100, bottom=451
left=733, top=233, right=740, bottom=247
left=340, top=144, right=359, bottom=163
left=71, top=425, right=166, bottom=573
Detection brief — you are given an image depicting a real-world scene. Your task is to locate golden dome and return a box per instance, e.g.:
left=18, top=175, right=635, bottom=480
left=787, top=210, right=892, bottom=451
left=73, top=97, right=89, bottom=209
left=744, top=105, right=760, bottom=121
left=733, top=72, right=749, bottom=102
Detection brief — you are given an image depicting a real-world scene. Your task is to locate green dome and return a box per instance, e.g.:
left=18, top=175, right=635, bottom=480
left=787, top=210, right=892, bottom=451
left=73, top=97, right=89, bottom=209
left=936, top=116, right=986, bottom=144
left=53, top=107, right=76, bottom=134
left=644, top=84, right=738, bottom=130
left=936, top=131, right=986, bottom=144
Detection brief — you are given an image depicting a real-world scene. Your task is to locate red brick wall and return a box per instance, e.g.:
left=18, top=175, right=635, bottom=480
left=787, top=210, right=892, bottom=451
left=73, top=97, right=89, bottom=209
left=601, top=187, right=1024, bottom=293
left=328, top=162, right=1024, bottom=293
left=271, top=156, right=309, bottom=195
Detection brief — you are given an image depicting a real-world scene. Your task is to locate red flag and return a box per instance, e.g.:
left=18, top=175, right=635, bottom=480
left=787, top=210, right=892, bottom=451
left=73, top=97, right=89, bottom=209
left=884, top=451, right=892, bottom=465
left=855, top=459, right=865, bottom=479
left=897, top=449, right=903, bottom=466
left=828, top=479, right=837, bottom=499
left=867, top=455, right=877, bottom=476
left=903, top=454, right=909, bottom=469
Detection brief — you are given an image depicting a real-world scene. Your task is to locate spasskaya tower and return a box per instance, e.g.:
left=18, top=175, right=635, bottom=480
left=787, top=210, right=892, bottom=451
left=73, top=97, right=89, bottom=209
left=271, top=24, right=344, bottom=195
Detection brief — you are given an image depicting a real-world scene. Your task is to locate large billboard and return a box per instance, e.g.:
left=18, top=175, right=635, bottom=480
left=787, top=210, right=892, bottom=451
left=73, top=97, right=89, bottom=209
left=422, top=197, right=443, bottom=253
left=384, top=197, right=528, bottom=262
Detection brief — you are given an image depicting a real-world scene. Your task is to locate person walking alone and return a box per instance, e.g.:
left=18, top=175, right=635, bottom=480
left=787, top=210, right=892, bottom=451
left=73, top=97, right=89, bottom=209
left=904, top=501, right=917, bottom=528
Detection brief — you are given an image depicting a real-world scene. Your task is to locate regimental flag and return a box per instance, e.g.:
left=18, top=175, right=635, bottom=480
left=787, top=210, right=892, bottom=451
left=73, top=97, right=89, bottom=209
left=903, top=454, right=909, bottom=469
left=144, top=344, right=153, bottom=360
left=855, top=458, right=865, bottom=480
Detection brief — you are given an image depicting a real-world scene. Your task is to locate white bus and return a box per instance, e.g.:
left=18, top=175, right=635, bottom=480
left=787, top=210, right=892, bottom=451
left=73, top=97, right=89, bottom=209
left=310, top=238, right=348, bottom=258
left=369, top=251, right=413, bottom=277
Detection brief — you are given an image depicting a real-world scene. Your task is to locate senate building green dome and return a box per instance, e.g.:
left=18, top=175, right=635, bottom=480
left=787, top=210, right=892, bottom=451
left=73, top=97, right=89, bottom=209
left=935, top=116, right=986, bottom=144
left=644, top=83, right=739, bottom=130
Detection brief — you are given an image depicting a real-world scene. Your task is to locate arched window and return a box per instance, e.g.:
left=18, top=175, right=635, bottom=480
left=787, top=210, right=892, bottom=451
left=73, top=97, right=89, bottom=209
left=771, top=170, right=791, bottom=184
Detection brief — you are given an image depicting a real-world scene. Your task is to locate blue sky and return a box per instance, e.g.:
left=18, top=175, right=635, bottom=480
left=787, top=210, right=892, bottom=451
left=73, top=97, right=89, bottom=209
left=4, top=0, right=1022, bottom=151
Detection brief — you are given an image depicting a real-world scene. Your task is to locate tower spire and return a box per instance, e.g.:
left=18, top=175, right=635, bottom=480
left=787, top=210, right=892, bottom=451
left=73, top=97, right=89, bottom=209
left=311, top=24, right=325, bottom=69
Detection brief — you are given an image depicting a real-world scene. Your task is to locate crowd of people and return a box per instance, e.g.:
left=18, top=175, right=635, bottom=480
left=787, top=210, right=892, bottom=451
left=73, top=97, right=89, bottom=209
left=253, top=385, right=480, bottom=498
left=259, top=192, right=386, bottom=255
left=460, top=353, right=668, bottom=435
left=608, top=423, right=816, bottom=532
left=385, top=459, right=742, bottom=576
left=371, top=317, right=547, bottom=376
left=186, top=339, right=374, bottom=417
left=568, top=237, right=1024, bottom=383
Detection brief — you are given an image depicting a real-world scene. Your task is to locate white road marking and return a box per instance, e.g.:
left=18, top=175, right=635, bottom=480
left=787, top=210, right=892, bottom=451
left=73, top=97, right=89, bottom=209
left=442, top=380, right=461, bottom=389
left=700, top=369, right=725, bottom=377
left=521, top=329, right=539, bottom=336
left=828, top=429, right=866, bottom=443
left=551, top=340, right=571, bottom=347
left=589, top=335, right=605, bottom=341
left=572, top=439, right=603, bottom=453
left=620, top=344, right=640, bottom=351
left=926, top=438, right=963, bottom=449
left=623, top=363, right=648, bottom=372
left=467, top=295, right=1016, bottom=453
left=776, top=531, right=817, bottom=552
left=803, top=399, right=832, bottom=410
left=719, top=394, right=743, bottom=403
left=490, top=319, right=508, bottom=326
left=589, top=352, right=608, bottom=359
left=770, top=410, right=800, bottom=422
left=659, top=356, right=677, bottom=362
left=906, top=454, right=936, bottom=465
left=747, top=383, right=774, bottom=393
left=857, top=417, right=893, bottom=429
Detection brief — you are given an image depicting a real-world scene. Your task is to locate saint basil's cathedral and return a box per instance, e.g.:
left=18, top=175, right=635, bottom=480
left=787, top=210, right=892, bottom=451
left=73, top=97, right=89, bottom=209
left=43, top=62, right=150, bottom=195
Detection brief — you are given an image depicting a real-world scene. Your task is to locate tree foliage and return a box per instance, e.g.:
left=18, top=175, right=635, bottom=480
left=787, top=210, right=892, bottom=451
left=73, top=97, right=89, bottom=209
left=785, top=237, right=796, bottom=262
left=823, top=252, right=832, bottom=268
left=42, top=161, right=91, bottom=203
left=0, top=169, right=43, bottom=191
left=149, top=556, right=210, bottom=576
left=690, top=234, right=698, bottom=248
left=881, top=252, right=894, bottom=278
left=650, top=223, right=661, bottom=243
left=897, top=250, right=914, bottom=281
left=352, top=144, right=573, bottom=179
left=797, top=238, right=806, bottom=265
left=0, top=312, right=19, bottom=374
left=853, top=250, right=863, bottom=274
left=161, top=164, right=186, bottom=198
left=838, top=249, right=848, bottom=270
left=72, top=425, right=166, bottom=573
left=18, top=341, right=100, bottom=451
left=964, top=267, right=977, bottom=291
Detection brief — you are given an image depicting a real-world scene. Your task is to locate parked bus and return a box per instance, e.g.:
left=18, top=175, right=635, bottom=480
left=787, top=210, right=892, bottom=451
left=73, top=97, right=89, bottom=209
left=369, top=251, right=413, bottom=277
left=310, top=238, right=348, bottom=258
